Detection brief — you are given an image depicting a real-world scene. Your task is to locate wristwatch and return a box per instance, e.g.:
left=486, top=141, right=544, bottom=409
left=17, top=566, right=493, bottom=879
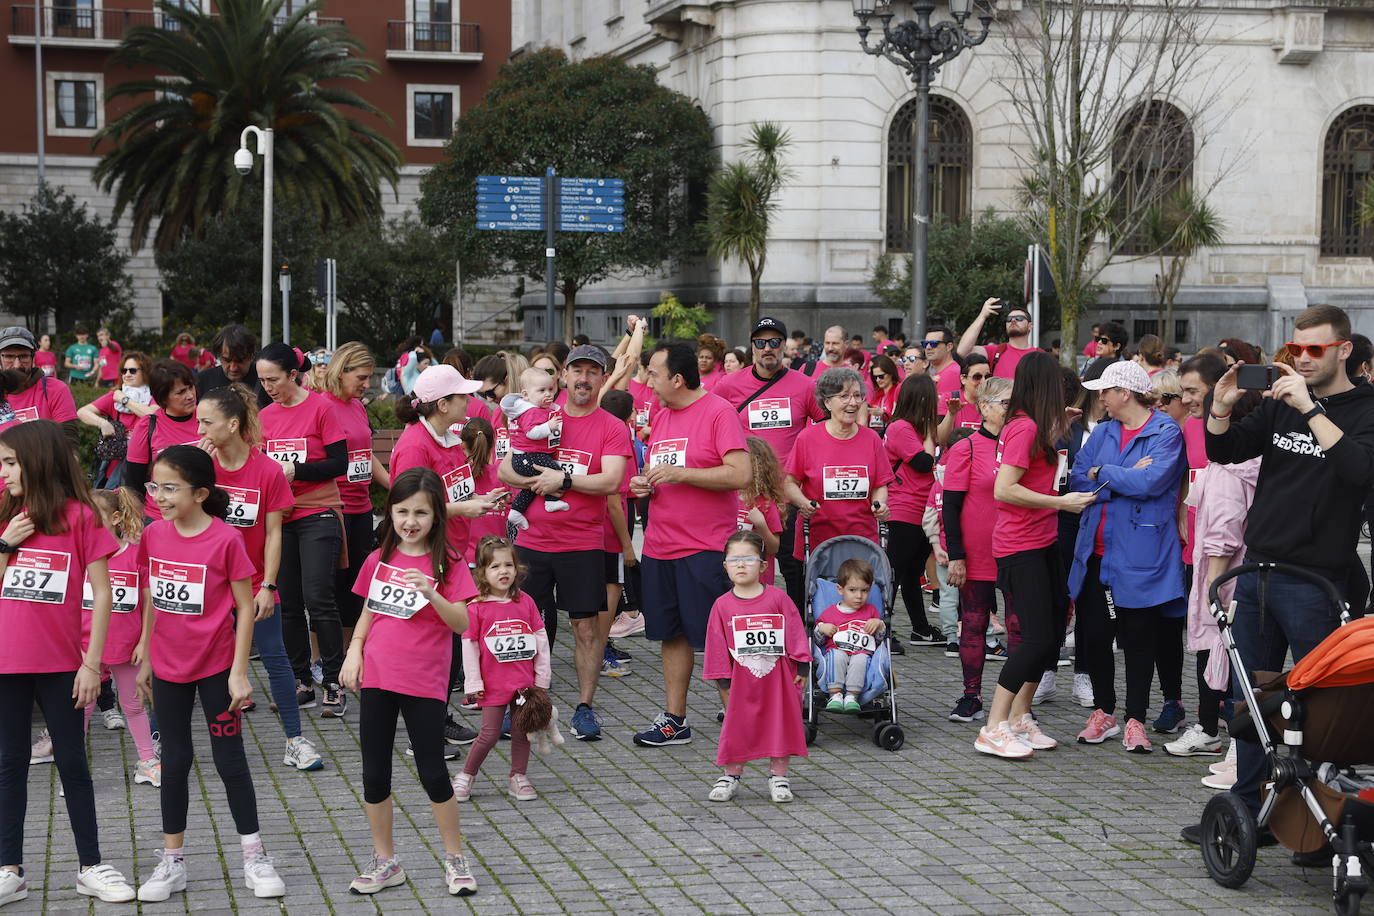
left=562, top=470, right=573, bottom=492
left=1302, top=403, right=1325, bottom=421
left=0, top=539, right=15, bottom=554
left=264, top=583, right=278, bottom=592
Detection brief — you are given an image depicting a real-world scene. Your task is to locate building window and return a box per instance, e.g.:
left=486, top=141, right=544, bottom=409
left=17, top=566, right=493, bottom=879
left=46, top=72, right=103, bottom=137
left=51, top=0, right=96, bottom=39
left=1110, top=100, right=1193, bottom=256
left=886, top=95, right=972, bottom=252
left=1321, top=105, right=1374, bottom=258
left=407, top=84, right=458, bottom=147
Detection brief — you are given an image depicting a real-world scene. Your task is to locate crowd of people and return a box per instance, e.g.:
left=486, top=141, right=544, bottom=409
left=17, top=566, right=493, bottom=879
left=2, top=299, right=1370, bottom=906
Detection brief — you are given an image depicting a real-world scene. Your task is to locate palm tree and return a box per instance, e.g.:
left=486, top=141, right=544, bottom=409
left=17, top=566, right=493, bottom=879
left=1143, top=187, right=1224, bottom=338
left=93, top=0, right=401, bottom=252
left=705, top=122, right=793, bottom=331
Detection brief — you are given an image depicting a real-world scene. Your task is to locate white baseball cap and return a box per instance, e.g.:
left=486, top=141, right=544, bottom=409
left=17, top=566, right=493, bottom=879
left=1081, top=359, right=1154, bottom=395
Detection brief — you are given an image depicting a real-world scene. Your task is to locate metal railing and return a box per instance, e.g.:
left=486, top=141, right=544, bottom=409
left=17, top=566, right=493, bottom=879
left=9, top=6, right=344, bottom=41
left=385, top=20, right=480, bottom=54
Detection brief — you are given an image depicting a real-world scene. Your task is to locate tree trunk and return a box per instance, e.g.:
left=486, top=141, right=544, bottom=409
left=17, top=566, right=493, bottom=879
left=561, top=282, right=577, bottom=345
left=749, top=267, right=761, bottom=334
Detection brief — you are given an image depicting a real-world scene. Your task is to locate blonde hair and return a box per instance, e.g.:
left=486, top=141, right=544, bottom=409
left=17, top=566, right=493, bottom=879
left=741, top=437, right=787, bottom=519
left=91, top=486, right=145, bottom=543
left=974, top=376, right=1012, bottom=404
left=324, top=341, right=375, bottom=400
left=1151, top=368, right=1181, bottom=398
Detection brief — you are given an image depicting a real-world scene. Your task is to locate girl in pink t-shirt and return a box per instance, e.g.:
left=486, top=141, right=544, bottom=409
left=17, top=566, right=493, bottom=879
left=341, top=468, right=479, bottom=898
left=454, top=537, right=552, bottom=804
left=738, top=437, right=785, bottom=587
left=133, top=445, right=284, bottom=902
left=461, top=418, right=508, bottom=566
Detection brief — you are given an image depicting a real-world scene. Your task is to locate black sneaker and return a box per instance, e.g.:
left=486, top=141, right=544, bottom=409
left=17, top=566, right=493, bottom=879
left=407, top=742, right=458, bottom=760
left=949, top=694, right=986, bottom=722
left=296, top=683, right=317, bottom=710
left=241, top=699, right=257, bottom=713
left=908, top=629, right=942, bottom=646
left=444, top=715, right=478, bottom=745
left=633, top=712, right=692, bottom=746
left=320, top=684, right=347, bottom=718
left=889, top=639, right=906, bottom=656
left=606, top=641, right=632, bottom=662
left=944, top=641, right=960, bottom=658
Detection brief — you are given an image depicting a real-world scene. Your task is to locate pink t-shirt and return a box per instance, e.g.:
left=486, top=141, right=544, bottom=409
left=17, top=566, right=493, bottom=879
left=735, top=495, right=783, bottom=585
left=353, top=549, right=477, bottom=701
left=628, top=379, right=655, bottom=439
left=34, top=351, right=57, bottom=376
left=884, top=419, right=934, bottom=526
left=83, top=542, right=143, bottom=665
left=127, top=408, right=202, bottom=518
left=711, top=367, right=827, bottom=462
left=466, top=458, right=507, bottom=564
left=785, top=423, right=895, bottom=561
left=1182, top=414, right=1206, bottom=564
left=140, top=517, right=256, bottom=683
left=993, top=415, right=1059, bottom=557
left=516, top=407, right=633, bottom=555
left=215, top=450, right=294, bottom=591
left=699, top=368, right=725, bottom=392
left=951, top=402, right=983, bottom=431
left=170, top=345, right=196, bottom=370
left=942, top=429, right=999, bottom=581
left=602, top=432, right=637, bottom=553
left=868, top=384, right=898, bottom=430
left=0, top=501, right=117, bottom=674
left=8, top=375, right=77, bottom=424
left=986, top=343, right=1039, bottom=380
left=816, top=602, right=882, bottom=654
left=511, top=404, right=558, bottom=454
left=98, top=343, right=122, bottom=383
left=931, top=361, right=963, bottom=414
left=323, top=392, right=375, bottom=516
left=389, top=419, right=475, bottom=557
left=258, top=390, right=346, bottom=521
left=643, top=392, right=749, bottom=560
left=463, top=592, right=545, bottom=706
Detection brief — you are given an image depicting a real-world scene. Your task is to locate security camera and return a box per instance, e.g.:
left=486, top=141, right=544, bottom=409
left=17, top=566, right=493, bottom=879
left=234, top=147, right=254, bottom=176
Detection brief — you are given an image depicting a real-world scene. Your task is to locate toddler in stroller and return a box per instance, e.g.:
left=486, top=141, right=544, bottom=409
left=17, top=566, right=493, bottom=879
left=813, top=558, right=886, bottom=713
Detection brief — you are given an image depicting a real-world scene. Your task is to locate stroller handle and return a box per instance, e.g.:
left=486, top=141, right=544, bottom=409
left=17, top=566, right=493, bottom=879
left=1207, top=561, right=1346, bottom=626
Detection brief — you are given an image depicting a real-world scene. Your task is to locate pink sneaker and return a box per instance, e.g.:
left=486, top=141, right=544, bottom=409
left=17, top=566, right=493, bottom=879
left=508, top=774, right=537, bottom=801
left=1123, top=718, right=1153, bottom=754
left=451, top=771, right=474, bottom=802
left=1076, top=709, right=1121, bottom=744
left=974, top=721, right=1034, bottom=759
left=1011, top=713, right=1058, bottom=750
left=608, top=612, right=646, bottom=639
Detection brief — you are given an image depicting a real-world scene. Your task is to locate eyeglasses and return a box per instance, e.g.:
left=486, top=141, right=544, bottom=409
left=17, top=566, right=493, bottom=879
left=1284, top=340, right=1347, bottom=358
left=477, top=388, right=495, bottom=399
left=121, top=367, right=139, bottom=375
left=899, top=356, right=921, bottom=364
left=966, top=372, right=989, bottom=381
left=0, top=352, right=32, bottom=363
left=1159, top=393, right=1181, bottom=403
left=871, top=372, right=888, bottom=380
left=827, top=392, right=866, bottom=402
left=751, top=337, right=783, bottom=350
left=143, top=482, right=193, bottom=496
left=1095, top=336, right=1113, bottom=345
left=1006, top=316, right=1030, bottom=324
left=920, top=339, right=947, bottom=348
left=982, top=398, right=1010, bottom=406
left=724, top=556, right=762, bottom=567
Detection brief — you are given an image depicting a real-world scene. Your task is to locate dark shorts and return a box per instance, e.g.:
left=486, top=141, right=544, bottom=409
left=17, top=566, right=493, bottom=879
left=641, top=551, right=730, bottom=650
left=603, top=551, right=624, bottom=586
left=517, top=546, right=606, bottom=620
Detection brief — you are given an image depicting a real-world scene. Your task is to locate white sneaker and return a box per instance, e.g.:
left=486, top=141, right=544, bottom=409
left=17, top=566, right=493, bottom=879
left=0, top=868, right=27, bottom=906
left=243, top=851, right=286, bottom=898
left=134, top=759, right=161, bottom=788
left=452, top=771, right=474, bottom=802
left=768, top=775, right=793, bottom=803
left=1072, top=672, right=1095, bottom=708
left=1164, top=724, right=1225, bottom=757
left=29, top=730, right=52, bottom=765
left=137, top=853, right=186, bottom=902
left=76, top=863, right=135, bottom=903
left=708, top=775, right=739, bottom=802
left=1201, top=766, right=1237, bottom=790
left=1011, top=713, right=1058, bottom=750
left=284, top=736, right=324, bottom=771
left=1032, top=671, right=1057, bottom=705
left=100, top=708, right=126, bottom=730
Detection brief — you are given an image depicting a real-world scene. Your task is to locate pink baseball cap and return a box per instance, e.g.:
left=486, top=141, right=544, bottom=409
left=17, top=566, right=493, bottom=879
left=411, top=365, right=481, bottom=404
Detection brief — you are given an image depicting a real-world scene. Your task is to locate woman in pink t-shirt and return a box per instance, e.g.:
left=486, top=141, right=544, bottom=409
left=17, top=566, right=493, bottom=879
left=34, top=333, right=57, bottom=377
left=133, top=445, right=285, bottom=901
left=95, top=328, right=122, bottom=389
left=77, top=350, right=157, bottom=488
left=169, top=333, right=197, bottom=371
left=0, top=420, right=136, bottom=903
left=883, top=373, right=941, bottom=646
left=124, top=359, right=201, bottom=518
left=341, top=468, right=479, bottom=897
left=696, top=335, right=725, bottom=392
left=866, top=354, right=901, bottom=433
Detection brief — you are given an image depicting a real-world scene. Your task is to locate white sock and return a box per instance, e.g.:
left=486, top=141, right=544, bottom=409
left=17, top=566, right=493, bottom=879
left=164, top=847, right=184, bottom=861
left=240, top=833, right=261, bottom=856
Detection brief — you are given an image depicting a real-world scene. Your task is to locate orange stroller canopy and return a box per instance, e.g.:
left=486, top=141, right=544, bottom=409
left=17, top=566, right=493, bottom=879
left=1286, top=617, right=1374, bottom=690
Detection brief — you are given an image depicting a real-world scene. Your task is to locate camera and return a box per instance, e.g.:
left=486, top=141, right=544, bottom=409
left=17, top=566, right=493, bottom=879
left=233, top=147, right=254, bottom=176
left=1236, top=364, right=1279, bottom=390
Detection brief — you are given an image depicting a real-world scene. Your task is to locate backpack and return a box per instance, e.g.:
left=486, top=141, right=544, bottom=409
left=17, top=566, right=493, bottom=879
left=382, top=366, right=404, bottom=395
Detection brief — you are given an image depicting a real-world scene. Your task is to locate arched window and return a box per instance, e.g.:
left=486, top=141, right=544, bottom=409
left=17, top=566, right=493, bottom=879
left=1111, top=100, right=1193, bottom=255
left=886, top=95, right=971, bottom=252
left=1321, top=106, right=1374, bottom=257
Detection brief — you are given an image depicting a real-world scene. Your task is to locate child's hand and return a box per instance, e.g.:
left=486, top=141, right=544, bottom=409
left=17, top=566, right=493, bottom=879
left=793, top=674, right=805, bottom=687
left=548, top=412, right=563, bottom=431
left=466, top=691, right=484, bottom=704
left=340, top=653, right=362, bottom=692
left=816, top=622, right=837, bottom=637
left=401, top=568, right=435, bottom=598
left=136, top=661, right=153, bottom=705
left=862, top=619, right=885, bottom=636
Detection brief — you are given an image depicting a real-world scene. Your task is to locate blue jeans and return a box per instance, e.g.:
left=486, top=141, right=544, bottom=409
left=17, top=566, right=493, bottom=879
left=255, top=604, right=302, bottom=740
left=1229, top=567, right=1342, bottom=816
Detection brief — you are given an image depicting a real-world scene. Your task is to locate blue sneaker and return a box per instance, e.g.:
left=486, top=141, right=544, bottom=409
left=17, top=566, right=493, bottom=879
left=633, top=712, right=692, bottom=747
left=1152, top=699, right=1186, bottom=734
left=570, top=703, right=602, bottom=741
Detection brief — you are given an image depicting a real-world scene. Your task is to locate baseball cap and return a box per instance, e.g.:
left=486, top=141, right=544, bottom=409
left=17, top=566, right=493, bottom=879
left=412, top=364, right=481, bottom=403
left=751, top=317, right=787, bottom=338
left=0, top=327, right=36, bottom=351
left=566, top=344, right=608, bottom=370
left=1082, top=359, right=1154, bottom=395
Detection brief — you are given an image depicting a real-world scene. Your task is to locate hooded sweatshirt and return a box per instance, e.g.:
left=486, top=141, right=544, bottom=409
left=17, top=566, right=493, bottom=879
left=1205, top=383, right=1374, bottom=579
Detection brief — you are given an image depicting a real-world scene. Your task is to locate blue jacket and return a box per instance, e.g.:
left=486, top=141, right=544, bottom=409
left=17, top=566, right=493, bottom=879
left=1067, top=411, right=1186, bottom=608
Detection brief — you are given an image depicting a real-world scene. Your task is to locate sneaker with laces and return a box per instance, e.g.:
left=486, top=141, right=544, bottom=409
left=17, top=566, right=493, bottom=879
left=76, top=863, right=135, bottom=903
left=452, top=771, right=474, bottom=802
left=842, top=696, right=861, bottom=713
left=633, top=712, right=692, bottom=747
left=1076, top=709, right=1121, bottom=744
left=907, top=628, right=942, bottom=646
left=600, top=654, right=631, bottom=677
left=284, top=736, right=325, bottom=771
left=29, top=730, right=53, bottom=765
left=984, top=642, right=1009, bottom=661
left=974, top=721, right=1034, bottom=759
left=608, top=612, right=646, bottom=638
left=295, top=683, right=317, bottom=710
left=508, top=774, right=537, bottom=801
left=320, top=683, right=347, bottom=718
left=444, top=715, right=479, bottom=745
left=1011, top=713, right=1058, bottom=750
left=1032, top=671, right=1057, bottom=705
left=1151, top=699, right=1187, bottom=734
left=349, top=855, right=406, bottom=895
left=137, top=852, right=187, bottom=902
left=444, top=853, right=477, bottom=896
left=134, top=758, right=162, bottom=787
left=1123, top=718, right=1153, bottom=754
left=825, top=695, right=844, bottom=712
left=0, top=868, right=26, bottom=906
left=1072, top=672, right=1095, bottom=708
left=100, top=708, right=126, bottom=731
left=606, top=642, right=632, bottom=661
left=944, top=641, right=960, bottom=658
left=242, top=848, right=285, bottom=898
left=949, top=694, right=986, bottom=722
left=1164, top=724, right=1224, bottom=757
left=768, top=775, right=793, bottom=803
left=570, top=704, right=602, bottom=741
left=708, top=775, right=740, bottom=802
left=1210, top=741, right=1237, bottom=774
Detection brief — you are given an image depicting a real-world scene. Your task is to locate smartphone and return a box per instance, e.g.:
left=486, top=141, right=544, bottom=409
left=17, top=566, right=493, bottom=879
left=1236, top=364, right=1279, bottom=390
left=990, top=299, right=1008, bottom=314
left=1091, top=479, right=1110, bottom=495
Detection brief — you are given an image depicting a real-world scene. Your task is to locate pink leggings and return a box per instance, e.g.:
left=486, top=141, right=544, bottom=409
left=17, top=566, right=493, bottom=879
left=462, top=703, right=530, bottom=778
left=83, top=663, right=156, bottom=761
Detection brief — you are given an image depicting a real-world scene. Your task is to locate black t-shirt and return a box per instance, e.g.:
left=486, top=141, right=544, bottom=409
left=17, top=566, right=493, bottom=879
left=195, top=363, right=270, bottom=408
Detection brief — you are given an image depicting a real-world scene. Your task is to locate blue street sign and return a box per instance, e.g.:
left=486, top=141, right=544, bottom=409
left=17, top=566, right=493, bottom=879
left=475, top=189, right=542, bottom=201
left=561, top=207, right=624, bottom=218
left=560, top=213, right=624, bottom=225
left=476, top=219, right=544, bottom=231
left=558, top=222, right=625, bottom=233
left=560, top=177, right=625, bottom=188
left=476, top=200, right=544, bottom=212
left=560, top=187, right=624, bottom=200
left=477, top=175, right=542, bottom=187
left=476, top=208, right=542, bottom=220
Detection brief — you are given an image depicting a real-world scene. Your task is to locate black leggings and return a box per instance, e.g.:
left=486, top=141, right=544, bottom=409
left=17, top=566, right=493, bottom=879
left=336, top=511, right=375, bottom=629
left=778, top=510, right=806, bottom=619
left=887, top=520, right=934, bottom=634
left=1075, top=556, right=1162, bottom=723
left=0, top=672, right=101, bottom=867
left=279, top=510, right=343, bottom=685
left=511, top=452, right=564, bottom=515
left=995, top=545, right=1068, bottom=695
left=1195, top=650, right=1229, bottom=736
left=359, top=688, right=452, bottom=806
left=1155, top=614, right=1185, bottom=703
left=154, top=669, right=259, bottom=836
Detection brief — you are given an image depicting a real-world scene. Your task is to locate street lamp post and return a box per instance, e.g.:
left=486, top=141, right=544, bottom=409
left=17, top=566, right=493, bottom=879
left=236, top=126, right=275, bottom=343
left=851, top=0, right=992, bottom=339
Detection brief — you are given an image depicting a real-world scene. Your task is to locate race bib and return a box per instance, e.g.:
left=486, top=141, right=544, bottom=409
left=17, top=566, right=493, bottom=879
left=443, top=465, right=474, bottom=503
left=12, top=406, right=39, bottom=424
left=547, top=418, right=561, bottom=449
left=483, top=618, right=537, bottom=662
left=555, top=447, right=591, bottom=478
left=347, top=448, right=372, bottom=483
left=1, top=549, right=71, bottom=604
left=869, top=409, right=885, bottom=429
left=1055, top=449, right=1069, bottom=491
left=81, top=570, right=140, bottom=614
left=366, top=562, right=431, bottom=620
left=748, top=397, right=792, bottom=431
left=736, top=507, right=753, bottom=532
left=959, top=420, right=982, bottom=429
left=221, top=485, right=261, bottom=529
left=731, top=613, right=784, bottom=657
left=832, top=622, right=876, bottom=654
left=495, top=427, right=511, bottom=461
left=823, top=466, right=869, bottom=501
left=149, top=559, right=206, bottom=616
left=266, top=438, right=306, bottom=464
left=634, top=406, right=650, bottom=429
left=649, top=437, right=687, bottom=468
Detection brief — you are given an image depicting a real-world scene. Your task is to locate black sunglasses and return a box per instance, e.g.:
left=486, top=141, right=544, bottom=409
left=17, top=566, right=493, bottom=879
left=751, top=337, right=783, bottom=350
left=1159, top=393, right=1181, bottom=403
left=121, top=367, right=140, bottom=375
left=1095, top=336, right=1113, bottom=345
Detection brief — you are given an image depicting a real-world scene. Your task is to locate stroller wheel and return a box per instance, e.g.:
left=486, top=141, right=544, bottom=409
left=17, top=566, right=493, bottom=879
left=874, top=722, right=905, bottom=752
left=1200, top=792, right=1258, bottom=889
left=805, top=721, right=818, bottom=746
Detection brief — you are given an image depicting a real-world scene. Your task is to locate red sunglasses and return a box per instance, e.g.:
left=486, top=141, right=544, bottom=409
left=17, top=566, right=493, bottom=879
left=1283, top=340, right=1347, bottom=358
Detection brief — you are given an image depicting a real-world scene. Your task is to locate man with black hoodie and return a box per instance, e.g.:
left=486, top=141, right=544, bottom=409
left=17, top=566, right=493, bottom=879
left=1182, top=304, right=1374, bottom=849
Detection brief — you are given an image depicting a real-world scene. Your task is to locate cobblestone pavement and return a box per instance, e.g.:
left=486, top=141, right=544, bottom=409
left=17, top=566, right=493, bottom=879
left=18, top=613, right=1339, bottom=915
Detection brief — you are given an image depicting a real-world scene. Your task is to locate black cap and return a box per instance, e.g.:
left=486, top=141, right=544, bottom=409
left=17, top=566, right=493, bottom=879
left=566, top=344, right=608, bottom=370
left=751, top=316, right=787, bottom=338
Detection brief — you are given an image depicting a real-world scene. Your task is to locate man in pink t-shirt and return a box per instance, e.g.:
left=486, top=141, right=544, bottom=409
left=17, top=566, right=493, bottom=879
left=0, top=325, right=79, bottom=447
left=629, top=341, right=749, bottom=748
left=922, top=326, right=963, bottom=414
left=957, top=298, right=1041, bottom=380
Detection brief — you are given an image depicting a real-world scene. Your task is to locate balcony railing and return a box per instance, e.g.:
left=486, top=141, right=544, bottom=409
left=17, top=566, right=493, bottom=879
left=9, top=6, right=343, bottom=45
left=385, top=19, right=481, bottom=59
